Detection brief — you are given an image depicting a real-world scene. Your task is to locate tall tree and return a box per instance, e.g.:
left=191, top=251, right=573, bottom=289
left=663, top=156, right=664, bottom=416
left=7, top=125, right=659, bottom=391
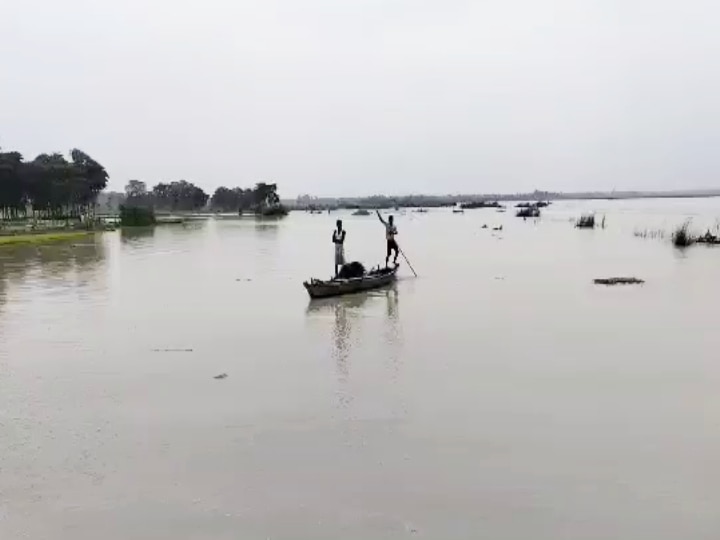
left=124, top=180, right=152, bottom=208
left=0, top=151, right=26, bottom=219
left=26, top=153, right=75, bottom=219
left=70, top=149, right=108, bottom=217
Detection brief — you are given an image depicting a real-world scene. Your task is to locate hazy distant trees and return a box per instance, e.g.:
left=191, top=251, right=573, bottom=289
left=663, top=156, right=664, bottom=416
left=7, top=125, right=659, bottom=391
left=153, top=181, right=209, bottom=211
left=210, top=182, right=283, bottom=214
left=122, top=180, right=209, bottom=212
left=209, top=187, right=252, bottom=212
left=0, top=148, right=108, bottom=220
left=125, top=180, right=149, bottom=200
left=0, top=145, right=284, bottom=220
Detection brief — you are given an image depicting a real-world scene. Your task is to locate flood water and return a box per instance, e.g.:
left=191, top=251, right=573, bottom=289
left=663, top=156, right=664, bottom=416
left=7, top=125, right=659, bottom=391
left=2, top=198, right=720, bottom=539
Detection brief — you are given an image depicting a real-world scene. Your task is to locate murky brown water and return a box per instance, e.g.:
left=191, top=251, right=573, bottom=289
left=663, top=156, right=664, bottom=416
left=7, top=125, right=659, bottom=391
left=2, top=199, right=720, bottom=539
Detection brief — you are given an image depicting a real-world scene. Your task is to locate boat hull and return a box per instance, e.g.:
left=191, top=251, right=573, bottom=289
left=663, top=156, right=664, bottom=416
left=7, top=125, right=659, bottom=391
left=304, top=267, right=398, bottom=299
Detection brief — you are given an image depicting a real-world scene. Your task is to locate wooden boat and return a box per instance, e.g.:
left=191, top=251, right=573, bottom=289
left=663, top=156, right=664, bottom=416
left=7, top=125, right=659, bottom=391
left=304, top=265, right=399, bottom=299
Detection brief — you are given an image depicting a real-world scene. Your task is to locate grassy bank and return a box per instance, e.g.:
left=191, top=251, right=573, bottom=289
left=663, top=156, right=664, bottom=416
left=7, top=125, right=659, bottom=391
left=0, top=230, right=97, bottom=247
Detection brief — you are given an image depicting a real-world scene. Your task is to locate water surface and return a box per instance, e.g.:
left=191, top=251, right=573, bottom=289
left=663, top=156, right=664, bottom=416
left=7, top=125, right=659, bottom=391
left=2, top=199, right=720, bottom=539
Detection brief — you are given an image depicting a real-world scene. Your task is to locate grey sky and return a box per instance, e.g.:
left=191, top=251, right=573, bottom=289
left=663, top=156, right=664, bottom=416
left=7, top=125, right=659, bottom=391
left=2, top=0, right=718, bottom=197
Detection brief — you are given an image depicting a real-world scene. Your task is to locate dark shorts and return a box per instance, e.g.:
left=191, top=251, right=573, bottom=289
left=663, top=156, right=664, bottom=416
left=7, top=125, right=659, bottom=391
left=386, top=239, right=398, bottom=257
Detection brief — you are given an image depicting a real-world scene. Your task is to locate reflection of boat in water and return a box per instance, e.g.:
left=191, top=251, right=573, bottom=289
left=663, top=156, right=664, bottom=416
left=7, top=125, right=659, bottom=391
left=304, top=286, right=401, bottom=409
left=305, top=290, right=371, bottom=314
left=304, top=265, right=399, bottom=299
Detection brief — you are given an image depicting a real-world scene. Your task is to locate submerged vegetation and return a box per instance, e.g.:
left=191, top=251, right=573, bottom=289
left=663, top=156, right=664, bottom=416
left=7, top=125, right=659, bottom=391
left=696, top=231, right=720, bottom=245
left=516, top=206, right=541, bottom=218
left=461, top=201, right=503, bottom=210
left=634, top=228, right=666, bottom=240
left=515, top=201, right=548, bottom=218
left=635, top=221, right=720, bottom=248
left=594, top=277, right=645, bottom=286
left=516, top=201, right=550, bottom=208
left=576, top=214, right=596, bottom=229
left=672, top=221, right=695, bottom=248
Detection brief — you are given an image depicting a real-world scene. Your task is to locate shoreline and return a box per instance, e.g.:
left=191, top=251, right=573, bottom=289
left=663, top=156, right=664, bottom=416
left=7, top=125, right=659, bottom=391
left=285, top=192, right=720, bottom=210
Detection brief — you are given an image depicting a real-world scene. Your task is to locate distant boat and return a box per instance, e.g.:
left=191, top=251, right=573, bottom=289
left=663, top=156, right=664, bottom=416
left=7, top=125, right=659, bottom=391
left=452, top=204, right=464, bottom=214
left=413, top=208, right=428, bottom=213
left=352, top=209, right=371, bottom=216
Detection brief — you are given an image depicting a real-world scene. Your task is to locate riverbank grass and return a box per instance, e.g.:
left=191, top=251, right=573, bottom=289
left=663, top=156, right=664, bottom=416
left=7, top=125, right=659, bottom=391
left=0, top=230, right=96, bottom=247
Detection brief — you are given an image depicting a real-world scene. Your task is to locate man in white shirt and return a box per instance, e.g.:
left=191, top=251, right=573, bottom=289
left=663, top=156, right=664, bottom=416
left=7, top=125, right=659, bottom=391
left=332, top=220, right=346, bottom=277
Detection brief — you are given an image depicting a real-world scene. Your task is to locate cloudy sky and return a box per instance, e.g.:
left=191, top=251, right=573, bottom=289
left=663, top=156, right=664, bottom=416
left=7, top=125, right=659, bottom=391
left=1, top=0, right=718, bottom=196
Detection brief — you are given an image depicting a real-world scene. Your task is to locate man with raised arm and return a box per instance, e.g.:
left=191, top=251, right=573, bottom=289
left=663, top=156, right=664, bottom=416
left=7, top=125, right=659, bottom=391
left=376, top=210, right=398, bottom=267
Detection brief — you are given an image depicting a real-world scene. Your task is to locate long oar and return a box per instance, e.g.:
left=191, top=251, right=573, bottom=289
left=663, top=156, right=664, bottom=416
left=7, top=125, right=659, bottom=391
left=398, top=247, right=418, bottom=277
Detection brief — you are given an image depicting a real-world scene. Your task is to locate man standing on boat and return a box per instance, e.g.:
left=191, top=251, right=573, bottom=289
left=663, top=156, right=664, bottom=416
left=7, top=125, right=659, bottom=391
left=376, top=210, right=398, bottom=267
left=332, top=219, right=346, bottom=277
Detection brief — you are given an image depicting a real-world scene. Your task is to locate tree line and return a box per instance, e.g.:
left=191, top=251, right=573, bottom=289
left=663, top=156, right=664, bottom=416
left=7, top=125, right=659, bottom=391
left=124, top=180, right=210, bottom=212
left=123, top=181, right=283, bottom=214
left=0, top=148, right=108, bottom=220
left=209, top=183, right=282, bottom=213
left=0, top=145, right=285, bottom=219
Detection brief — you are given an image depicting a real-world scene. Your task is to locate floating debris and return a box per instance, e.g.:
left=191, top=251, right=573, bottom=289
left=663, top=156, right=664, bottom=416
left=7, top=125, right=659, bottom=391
left=594, top=277, right=644, bottom=286
left=214, top=373, right=228, bottom=380
left=493, top=225, right=503, bottom=232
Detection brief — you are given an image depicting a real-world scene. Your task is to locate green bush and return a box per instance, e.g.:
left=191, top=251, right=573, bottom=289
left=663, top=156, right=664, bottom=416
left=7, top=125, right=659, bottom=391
left=120, top=205, right=156, bottom=226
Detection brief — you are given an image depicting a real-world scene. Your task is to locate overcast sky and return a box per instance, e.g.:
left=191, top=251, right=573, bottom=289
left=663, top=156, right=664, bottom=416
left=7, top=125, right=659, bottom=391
left=2, top=0, right=718, bottom=197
